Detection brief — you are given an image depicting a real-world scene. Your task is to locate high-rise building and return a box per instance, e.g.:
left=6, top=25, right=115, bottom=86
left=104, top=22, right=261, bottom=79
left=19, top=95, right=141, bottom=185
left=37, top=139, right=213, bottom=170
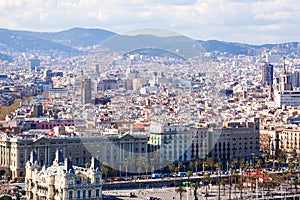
left=30, top=58, right=40, bottom=72
left=81, top=78, right=92, bottom=104
left=291, top=70, right=300, bottom=88
left=261, top=62, right=273, bottom=86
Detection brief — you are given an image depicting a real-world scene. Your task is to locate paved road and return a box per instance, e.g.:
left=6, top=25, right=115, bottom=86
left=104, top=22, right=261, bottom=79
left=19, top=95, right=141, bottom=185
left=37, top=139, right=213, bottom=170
left=102, top=185, right=260, bottom=200
left=103, top=184, right=300, bottom=200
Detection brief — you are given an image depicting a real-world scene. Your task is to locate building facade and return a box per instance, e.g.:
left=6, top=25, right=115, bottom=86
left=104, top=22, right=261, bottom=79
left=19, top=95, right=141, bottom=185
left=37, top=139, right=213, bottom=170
left=0, top=132, right=148, bottom=179
left=148, top=122, right=191, bottom=165
left=261, top=62, right=273, bottom=86
left=25, top=153, right=102, bottom=200
left=208, top=119, right=260, bottom=163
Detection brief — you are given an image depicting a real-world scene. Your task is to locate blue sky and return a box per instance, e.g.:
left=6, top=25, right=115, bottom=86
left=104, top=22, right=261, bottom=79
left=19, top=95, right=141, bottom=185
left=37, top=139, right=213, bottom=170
left=1, top=0, right=300, bottom=44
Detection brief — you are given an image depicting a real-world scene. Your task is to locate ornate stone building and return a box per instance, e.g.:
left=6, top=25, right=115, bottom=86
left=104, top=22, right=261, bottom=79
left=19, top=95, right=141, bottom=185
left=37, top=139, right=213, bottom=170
left=25, top=151, right=102, bottom=200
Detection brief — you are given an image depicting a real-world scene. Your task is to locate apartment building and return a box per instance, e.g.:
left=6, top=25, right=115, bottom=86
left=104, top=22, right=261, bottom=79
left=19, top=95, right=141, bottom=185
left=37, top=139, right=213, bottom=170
left=209, top=118, right=260, bottom=162
left=190, top=124, right=210, bottom=160
left=148, top=122, right=191, bottom=165
left=279, top=127, right=300, bottom=158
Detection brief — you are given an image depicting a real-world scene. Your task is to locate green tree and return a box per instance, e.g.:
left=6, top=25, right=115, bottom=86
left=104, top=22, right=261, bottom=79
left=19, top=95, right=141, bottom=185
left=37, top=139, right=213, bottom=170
left=231, top=159, right=238, bottom=171
left=202, top=161, right=208, bottom=172
left=168, top=162, right=178, bottom=187
left=215, top=162, right=222, bottom=200
left=153, top=150, right=162, bottom=171
left=195, top=158, right=202, bottom=173
left=137, top=166, right=143, bottom=176
left=189, top=161, right=195, bottom=172
left=232, top=170, right=240, bottom=199
left=187, top=170, right=193, bottom=181
left=124, top=157, right=133, bottom=177
left=0, top=195, right=12, bottom=200
left=100, top=164, right=109, bottom=179
left=175, top=186, right=187, bottom=200
left=239, top=159, right=246, bottom=200
left=203, top=172, right=211, bottom=200
left=207, top=158, right=215, bottom=173
left=168, top=163, right=176, bottom=174
left=191, top=182, right=200, bottom=200
left=144, top=162, right=150, bottom=177
left=221, top=178, right=227, bottom=196
left=136, top=156, right=146, bottom=176
left=288, top=162, right=295, bottom=173
left=179, top=162, right=184, bottom=172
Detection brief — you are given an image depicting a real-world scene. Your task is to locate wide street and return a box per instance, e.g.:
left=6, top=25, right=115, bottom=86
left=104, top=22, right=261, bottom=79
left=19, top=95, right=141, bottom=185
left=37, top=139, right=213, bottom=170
left=102, top=185, right=295, bottom=200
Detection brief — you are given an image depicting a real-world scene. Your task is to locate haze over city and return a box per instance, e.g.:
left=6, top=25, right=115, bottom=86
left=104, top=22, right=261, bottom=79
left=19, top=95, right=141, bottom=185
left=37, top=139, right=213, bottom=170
left=1, top=0, right=300, bottom=44
left=3, top=0, right=300, bottom=200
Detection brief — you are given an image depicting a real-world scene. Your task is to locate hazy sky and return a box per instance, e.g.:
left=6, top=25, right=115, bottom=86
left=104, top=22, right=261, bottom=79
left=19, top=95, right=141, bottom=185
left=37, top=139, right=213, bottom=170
left=1, top=0, right=300, bottom=44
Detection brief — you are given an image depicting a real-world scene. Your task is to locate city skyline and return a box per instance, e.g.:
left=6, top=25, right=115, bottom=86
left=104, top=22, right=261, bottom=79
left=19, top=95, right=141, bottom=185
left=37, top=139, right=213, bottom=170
left=1, top=0, right=300, bottom=45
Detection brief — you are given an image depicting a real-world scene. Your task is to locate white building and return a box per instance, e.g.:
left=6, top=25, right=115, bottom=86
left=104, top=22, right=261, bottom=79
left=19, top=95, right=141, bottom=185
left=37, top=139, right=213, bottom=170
left=274, top=90, right=300, bottom=107
left=148, top=122, right=191, bottom=164
left=25, top=151, right=102, bottom=200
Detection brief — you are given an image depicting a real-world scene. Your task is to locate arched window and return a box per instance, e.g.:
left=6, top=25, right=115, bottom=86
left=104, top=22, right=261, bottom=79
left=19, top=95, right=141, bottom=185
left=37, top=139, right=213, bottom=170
left=88, top=190, right=92, bottom=198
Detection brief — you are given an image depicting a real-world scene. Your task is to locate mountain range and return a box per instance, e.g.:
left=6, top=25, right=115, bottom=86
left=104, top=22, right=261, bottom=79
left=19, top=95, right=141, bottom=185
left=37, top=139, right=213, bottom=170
left=0, top=27, right=298, bottom=61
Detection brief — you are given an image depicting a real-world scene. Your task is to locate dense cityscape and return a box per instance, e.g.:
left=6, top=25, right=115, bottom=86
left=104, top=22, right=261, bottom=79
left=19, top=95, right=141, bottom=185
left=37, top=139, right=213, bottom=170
left=1, top=27, right=300, bottom=200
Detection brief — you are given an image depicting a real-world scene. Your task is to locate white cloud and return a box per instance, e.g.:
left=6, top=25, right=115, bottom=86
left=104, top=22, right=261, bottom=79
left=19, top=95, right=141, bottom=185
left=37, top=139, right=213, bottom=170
left=0, top=0, right=300, bottom=44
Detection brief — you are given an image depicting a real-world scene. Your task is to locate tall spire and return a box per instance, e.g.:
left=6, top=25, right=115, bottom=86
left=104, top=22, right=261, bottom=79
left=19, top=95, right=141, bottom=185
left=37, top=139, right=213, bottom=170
left=283, top=57, right=287, bottom=74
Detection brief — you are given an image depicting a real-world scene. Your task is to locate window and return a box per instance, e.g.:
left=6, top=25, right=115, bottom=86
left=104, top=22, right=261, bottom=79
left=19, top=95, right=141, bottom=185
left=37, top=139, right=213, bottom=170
left=69, top=191, right=73, bottom=200
left=83, top=190, right=86, bottom=199
left=77, top=190, right=80, bottom=199
left=88, top=190, right=92, bottom=198
left=96, top=189, right=100, bottom=197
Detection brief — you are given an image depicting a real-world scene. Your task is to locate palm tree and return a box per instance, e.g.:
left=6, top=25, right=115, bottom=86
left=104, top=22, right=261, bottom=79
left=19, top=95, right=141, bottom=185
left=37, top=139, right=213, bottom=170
left=195, top=158, right=202, bottom=173
left=191, top=182, right=200, bottom=200
left=169, top=163, right=176, bottom=175
left=288, top=162, right=295, bottom=173
left=221, top=178, right=227, bottom=196
left=175, top=186, right=187, bottom=200
left=153, top=150, right=162, bottom=171
left=207, top=157, right=215, bottom=173
left=215, top=162, right=221, bottom=200
left=169, top=163, right=178, bottom=188
left=248, top=176, right=256, bottom=191
left=229, top=159, right=238, bottom=200
left=297, top=157, right=300, bottom=171
left=278, top=156, right=285, bottom=170
left=124, top=157, right=132, bottom=177
left=229, top=173, right=232, bottom=200
left=101, top=164, right=109, bottom=180
left=203, top=172, right=211, bottom=200
left=239, top=159, right=246, bottom=200
left=137, top=166, right=143, bottom=176
left=136, top=156, right=146, bottom=176
left=202, top=161, right=208, bottom=172
left=179, top=162, right=184, bottom=172
left=232, top=170, right=239, bottom=199
left=144, top=162, right=150, bottom=177
left=261, top=171, right=268, bottom=196
left=294, top=179, right=298, bottom=197
left=190, top=161, right=195, bottom=172
left=187, top=170, right=193, bottom=181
